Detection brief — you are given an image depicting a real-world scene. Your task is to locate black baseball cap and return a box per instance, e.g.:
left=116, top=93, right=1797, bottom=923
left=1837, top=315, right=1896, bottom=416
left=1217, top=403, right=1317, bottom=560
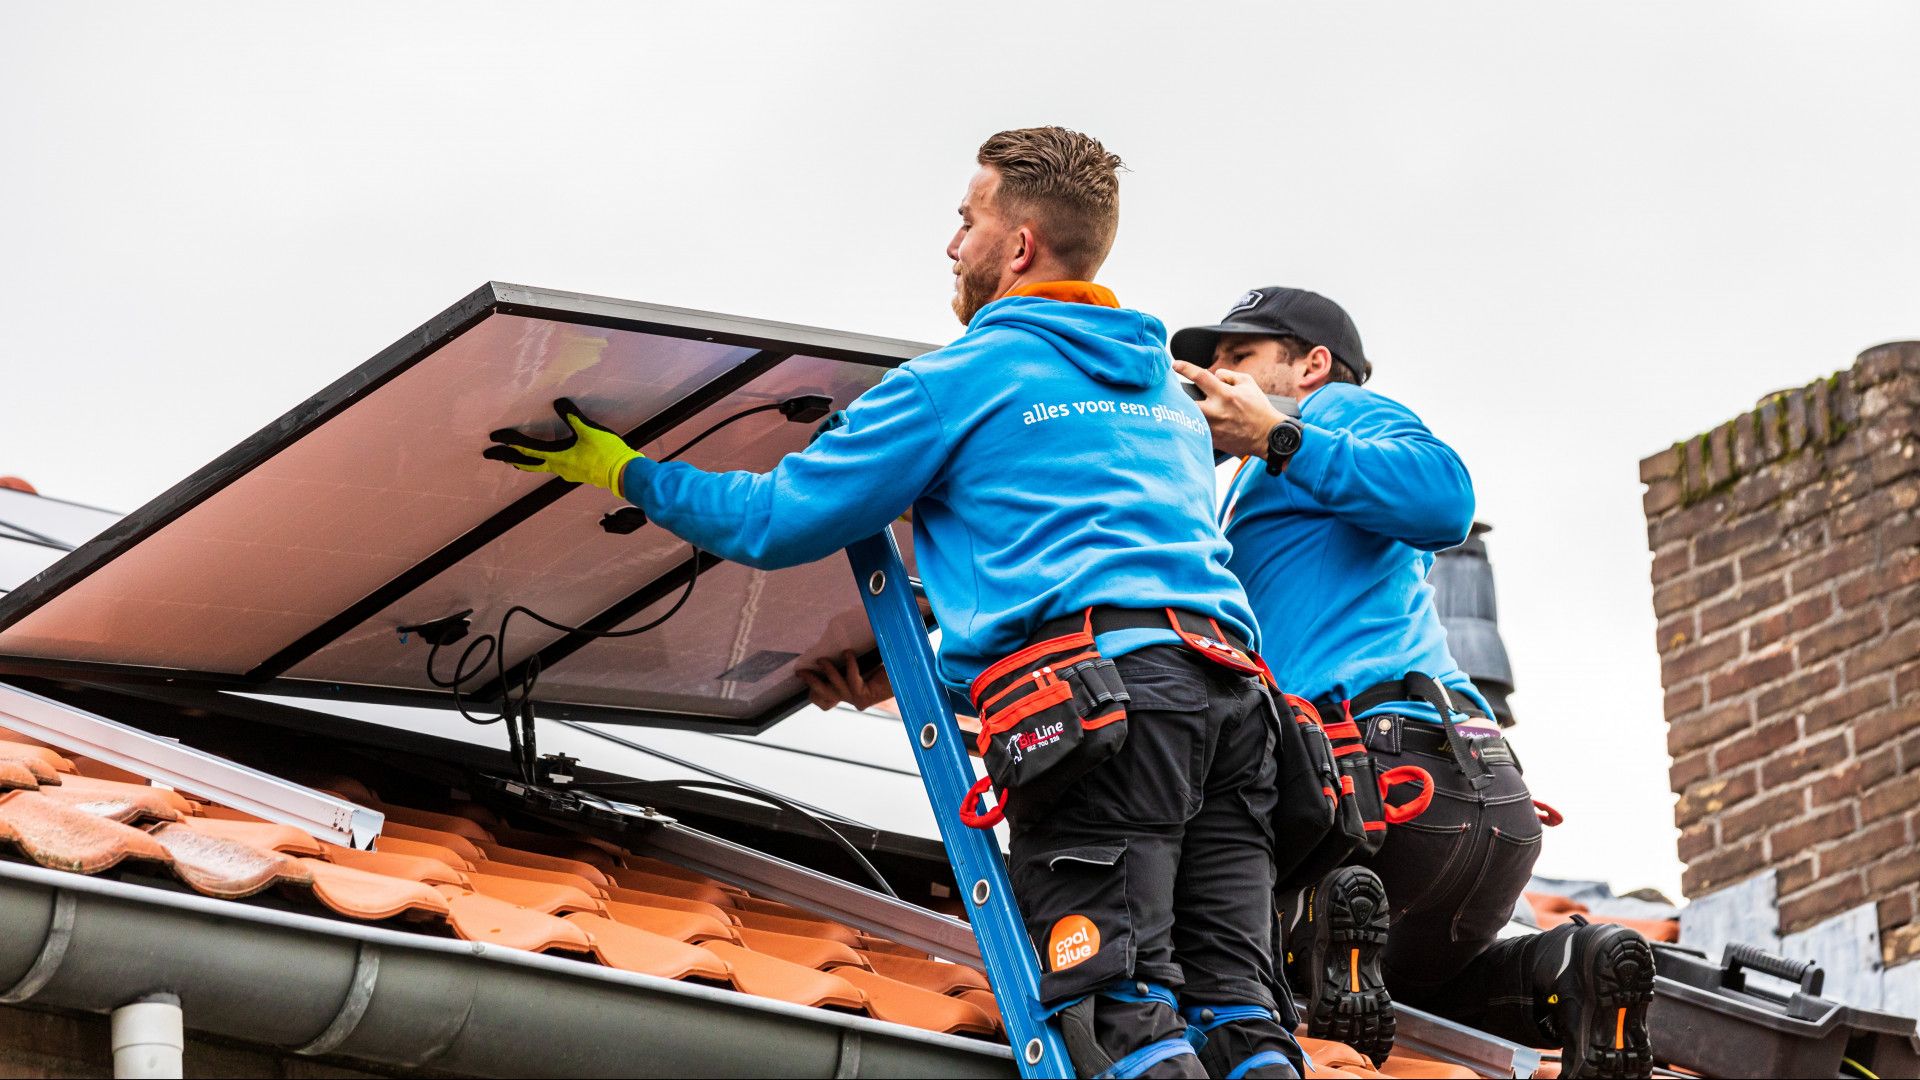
left=1171, top=286, right=1372, bottom=384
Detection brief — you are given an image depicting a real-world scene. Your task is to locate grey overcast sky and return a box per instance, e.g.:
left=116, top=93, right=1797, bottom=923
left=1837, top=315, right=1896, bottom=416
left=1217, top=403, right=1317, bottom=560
left=4, top=2, right=1918, bottom=897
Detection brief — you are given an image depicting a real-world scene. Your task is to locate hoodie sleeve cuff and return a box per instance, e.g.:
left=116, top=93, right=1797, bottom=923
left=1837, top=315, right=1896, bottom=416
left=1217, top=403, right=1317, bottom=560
left=618, top=455, right=657, bottom=508
left=1282, top=422, right=1336, bottom=496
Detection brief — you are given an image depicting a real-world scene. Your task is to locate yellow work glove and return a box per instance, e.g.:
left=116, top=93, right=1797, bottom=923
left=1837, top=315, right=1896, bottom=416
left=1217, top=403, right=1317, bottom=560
left=484, top=398, right=645, bottom=494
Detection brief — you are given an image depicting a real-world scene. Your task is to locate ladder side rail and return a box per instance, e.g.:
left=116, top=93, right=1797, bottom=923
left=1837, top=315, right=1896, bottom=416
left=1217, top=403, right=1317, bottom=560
left=845, top=531, right=1072, bottom=1079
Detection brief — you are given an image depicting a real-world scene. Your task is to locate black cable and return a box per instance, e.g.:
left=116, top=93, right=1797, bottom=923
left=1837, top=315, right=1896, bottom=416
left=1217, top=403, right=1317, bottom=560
left=555, top=717, right=871, bottom=828
left=424, top=400, right=790, bottom=780
left=574, top=776, right=897, bottom=898
left=0, top=519, right=75, bottom=552
left=660, top=402, right=782, bottom=463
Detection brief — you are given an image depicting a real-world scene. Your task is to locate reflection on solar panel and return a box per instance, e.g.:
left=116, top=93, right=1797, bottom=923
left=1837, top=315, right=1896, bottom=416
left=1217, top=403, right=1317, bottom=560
left=0, top=283, right=932, bottom=732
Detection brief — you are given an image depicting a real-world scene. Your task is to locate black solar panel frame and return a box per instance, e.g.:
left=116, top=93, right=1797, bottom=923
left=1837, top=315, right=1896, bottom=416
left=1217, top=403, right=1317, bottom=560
left=0, top=282, right=932, bottom=732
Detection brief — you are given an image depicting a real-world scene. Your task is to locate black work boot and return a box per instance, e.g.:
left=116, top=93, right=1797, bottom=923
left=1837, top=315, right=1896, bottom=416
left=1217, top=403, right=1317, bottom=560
left=1284, top=865, right=1394, bottom=1065
left=1532, top=917, right=1655, bottom=1079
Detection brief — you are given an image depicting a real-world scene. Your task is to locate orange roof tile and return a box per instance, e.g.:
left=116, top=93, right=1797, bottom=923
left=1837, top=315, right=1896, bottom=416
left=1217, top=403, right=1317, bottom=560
left=0, top=739, right=72, bottom=782
left=320, top=844, right=467, bottom=886
left=372, top=833, right=475, bottom=871
left=298, top=858, right=453, bottom=921
left=470, top=857, right=607, bottom=897
left=1525, top=890, right=1680, bottom=943
left=567, top=913, right=732, bottom=981
left=446, top=891, right=592, bottom=954
left=605, top=865, right=738, bottom=905
left=149, top=822, right=310, bottom=899
left=0, top=790, right=171, bottom=873
left=700, top=940, right=866, bottom=1012
left=372, top=803, right=495, bottom=845
left=1301, top=1036, right=1391, bottom=1079
left=380, top=820, right=486, bottom=864
left=604, top=886, right=734, bottom=923
left=732, top=908, right=864, bottom=947
left=310, top=776, right=381, bottom=804
left=736, top=926, right=869, bottom=971
left=181, top=817, right=328, bottom=857
left=476, top=840, right=613, bottom=889
left=729, top=894, right=826, bottom=919
left=489, top=825, right=622, bottom=871
left=34, top=774, right=189, bottom=823
left=954, top=988, right=1003, bottom=1033
left=62, top=755, right=154, bottom=785
left=196, top=804, right=272, bottom=824
left=464, top=870, right=604, bottom=915
left=603, top=899, right=736, bottom=943
left=858, top=950, right=990, bottom=995
left=621, top=854, right=736, bottom=886
left=0, top=733, right=1042, bottom=1055
left=832, top=966, right=998, bottom=1037
left=857, top=934, right=930, bottom=959
left=1374, top=1051, right=1480, bottom=1079
left=0, top=759, right=42, bottom=793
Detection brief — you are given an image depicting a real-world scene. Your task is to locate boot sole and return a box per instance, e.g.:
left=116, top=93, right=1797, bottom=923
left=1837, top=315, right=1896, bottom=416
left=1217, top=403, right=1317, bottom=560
left=1563, top=927, right=1655, bottom=1079
left=1307, top=867, right=1394, bottom=1065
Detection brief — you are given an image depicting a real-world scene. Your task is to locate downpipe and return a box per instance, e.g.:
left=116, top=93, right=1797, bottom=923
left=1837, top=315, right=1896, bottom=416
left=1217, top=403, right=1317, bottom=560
left=111, top=993, right=184, bottom=1078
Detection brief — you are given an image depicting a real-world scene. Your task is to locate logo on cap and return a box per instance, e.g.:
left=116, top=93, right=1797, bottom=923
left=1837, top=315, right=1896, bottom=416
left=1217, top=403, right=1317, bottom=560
left=1225, top=290, right=1263, bottom=317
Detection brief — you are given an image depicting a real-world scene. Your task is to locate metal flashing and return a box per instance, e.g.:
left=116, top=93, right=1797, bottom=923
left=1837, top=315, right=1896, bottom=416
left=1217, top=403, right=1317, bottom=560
left=0, top=681, right=382, bottom=847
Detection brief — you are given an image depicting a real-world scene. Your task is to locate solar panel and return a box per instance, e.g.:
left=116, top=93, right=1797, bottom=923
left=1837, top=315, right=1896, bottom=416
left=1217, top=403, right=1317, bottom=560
left=0, top=283, right=932, bottom=731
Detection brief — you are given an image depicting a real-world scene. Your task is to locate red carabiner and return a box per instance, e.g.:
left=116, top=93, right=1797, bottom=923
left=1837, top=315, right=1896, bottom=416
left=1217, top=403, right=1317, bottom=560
left=1378, top=765, right=1435, bottom=825
left=959, top=775, right=1007, bottom=829
left=1534, top=799, right=1564, bottom=827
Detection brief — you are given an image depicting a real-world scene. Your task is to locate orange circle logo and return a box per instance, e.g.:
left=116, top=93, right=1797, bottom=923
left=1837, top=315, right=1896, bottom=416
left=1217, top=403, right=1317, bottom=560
left=1048, top=915, right=1100, bottom=971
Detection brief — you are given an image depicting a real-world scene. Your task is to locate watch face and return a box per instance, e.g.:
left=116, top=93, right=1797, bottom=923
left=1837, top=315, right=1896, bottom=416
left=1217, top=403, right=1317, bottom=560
left=1271, top=422, right=1303, bottom=456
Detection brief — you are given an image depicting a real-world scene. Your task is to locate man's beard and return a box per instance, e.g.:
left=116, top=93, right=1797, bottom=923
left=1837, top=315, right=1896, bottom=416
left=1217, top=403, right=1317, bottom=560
left=950, top=250, right=1006, bottom=324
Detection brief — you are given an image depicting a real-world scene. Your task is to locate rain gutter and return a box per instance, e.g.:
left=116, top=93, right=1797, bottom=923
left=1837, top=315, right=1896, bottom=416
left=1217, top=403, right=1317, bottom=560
left=0, top=861, right=1013, bottom=1078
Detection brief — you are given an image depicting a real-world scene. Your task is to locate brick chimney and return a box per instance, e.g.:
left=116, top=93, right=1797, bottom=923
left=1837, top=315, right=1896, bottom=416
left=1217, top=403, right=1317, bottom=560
left=1640, top=341, right=1920, bottom=969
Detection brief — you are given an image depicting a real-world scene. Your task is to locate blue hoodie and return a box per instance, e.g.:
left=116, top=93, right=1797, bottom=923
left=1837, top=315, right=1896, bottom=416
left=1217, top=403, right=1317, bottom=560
left=1218, top=382, right=1486, bottom=725
left=622, top=289, right=1258, bottom=694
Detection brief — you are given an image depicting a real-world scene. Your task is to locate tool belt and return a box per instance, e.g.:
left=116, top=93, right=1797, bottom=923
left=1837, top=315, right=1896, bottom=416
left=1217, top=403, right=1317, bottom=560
left=1384, top=718, right=1518, bottom=771
left=1333, top=672, right=1495, bottom=791
left=1360, top=691, right=1563, bottom=826
left=1273, top=687, right=1435, bottom=895
left=959, top=607, right=1267, bottom=829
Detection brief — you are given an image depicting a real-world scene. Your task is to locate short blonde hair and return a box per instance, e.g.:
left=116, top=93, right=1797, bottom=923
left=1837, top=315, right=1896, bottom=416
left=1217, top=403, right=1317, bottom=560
left=976, top=127, right=1125, bottom=277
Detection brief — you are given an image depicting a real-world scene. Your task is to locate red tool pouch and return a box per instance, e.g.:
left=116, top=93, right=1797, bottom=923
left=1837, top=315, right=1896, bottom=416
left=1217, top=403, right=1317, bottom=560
left=1269, top=694, right=1342, bottom=858
left=961, top=611, right=1130, bottom=828
left=1274, top=698, right=1434, bottom=895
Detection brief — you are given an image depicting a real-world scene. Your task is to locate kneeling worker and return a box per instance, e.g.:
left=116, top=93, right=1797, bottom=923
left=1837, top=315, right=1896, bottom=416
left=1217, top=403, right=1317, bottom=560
left=1171, top=288, right=1655, bottom=1080
left=490, top=129, right=1299, bottom=1079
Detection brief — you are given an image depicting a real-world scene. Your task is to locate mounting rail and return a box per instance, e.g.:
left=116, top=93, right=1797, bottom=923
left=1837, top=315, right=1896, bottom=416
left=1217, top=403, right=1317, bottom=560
left=0, top=680, right=383, bottom=848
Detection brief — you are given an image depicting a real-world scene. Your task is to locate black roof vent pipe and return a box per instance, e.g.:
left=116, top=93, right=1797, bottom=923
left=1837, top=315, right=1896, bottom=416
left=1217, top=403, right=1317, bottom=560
left=1429, top=522, right=1516, bottom=727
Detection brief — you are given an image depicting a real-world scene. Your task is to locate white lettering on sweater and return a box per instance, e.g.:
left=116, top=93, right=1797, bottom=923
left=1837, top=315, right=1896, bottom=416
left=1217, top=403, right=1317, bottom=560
left=1021, top=398, right=1207, bottom=436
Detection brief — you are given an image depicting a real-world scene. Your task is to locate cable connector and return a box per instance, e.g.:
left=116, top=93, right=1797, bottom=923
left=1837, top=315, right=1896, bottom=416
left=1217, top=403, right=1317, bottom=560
left=600, top=506, right=648, bottom=534
left=536, top=752, right=579, bottom=785
left=398, top=610, right=472, bottom=646
left=779, top=395, right=834, bottom=424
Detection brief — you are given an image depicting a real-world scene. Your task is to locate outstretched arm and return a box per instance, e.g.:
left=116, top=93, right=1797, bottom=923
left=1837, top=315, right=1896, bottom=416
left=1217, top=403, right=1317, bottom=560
left=621, top=368, right=945, bottom=568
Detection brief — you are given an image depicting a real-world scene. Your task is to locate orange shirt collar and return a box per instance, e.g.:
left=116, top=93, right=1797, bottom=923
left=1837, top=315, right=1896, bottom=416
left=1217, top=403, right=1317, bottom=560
left=1005, top=280, right=1120, bottom=308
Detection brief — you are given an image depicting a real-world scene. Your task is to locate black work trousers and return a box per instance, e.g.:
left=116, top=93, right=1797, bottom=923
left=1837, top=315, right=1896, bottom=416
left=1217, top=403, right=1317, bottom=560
left=1006, top=646, right=1283, bottom=1010
left=1354, top=716, right=1549, bottom=1046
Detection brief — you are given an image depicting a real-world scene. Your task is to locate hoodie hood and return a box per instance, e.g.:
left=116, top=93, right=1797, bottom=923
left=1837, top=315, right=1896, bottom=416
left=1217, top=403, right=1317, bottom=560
left=969, top=294, right=1170, bottom=391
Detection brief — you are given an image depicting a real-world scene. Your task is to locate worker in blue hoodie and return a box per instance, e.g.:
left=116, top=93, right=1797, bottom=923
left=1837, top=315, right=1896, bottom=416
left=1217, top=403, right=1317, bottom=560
left=488, top=129, right=1301, bottom=1079
left=1171, top=288, right=1655, bottom=1080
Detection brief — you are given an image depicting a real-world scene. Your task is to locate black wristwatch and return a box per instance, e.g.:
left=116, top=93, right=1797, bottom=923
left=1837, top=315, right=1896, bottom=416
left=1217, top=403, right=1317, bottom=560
left=1264, top=417, right=1303, bottom=475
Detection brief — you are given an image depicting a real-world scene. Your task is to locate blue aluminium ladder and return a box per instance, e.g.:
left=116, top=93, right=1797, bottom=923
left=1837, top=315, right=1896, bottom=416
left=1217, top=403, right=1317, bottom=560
left=846, top=529, right=1074, bottom=1079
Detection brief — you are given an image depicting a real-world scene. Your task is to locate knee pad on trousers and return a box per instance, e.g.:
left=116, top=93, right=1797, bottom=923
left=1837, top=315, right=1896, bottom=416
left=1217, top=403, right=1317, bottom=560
left=1053, top=983, right=1202, bottom=1078
left=1180, top=1002, right=1305, bottom=1079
